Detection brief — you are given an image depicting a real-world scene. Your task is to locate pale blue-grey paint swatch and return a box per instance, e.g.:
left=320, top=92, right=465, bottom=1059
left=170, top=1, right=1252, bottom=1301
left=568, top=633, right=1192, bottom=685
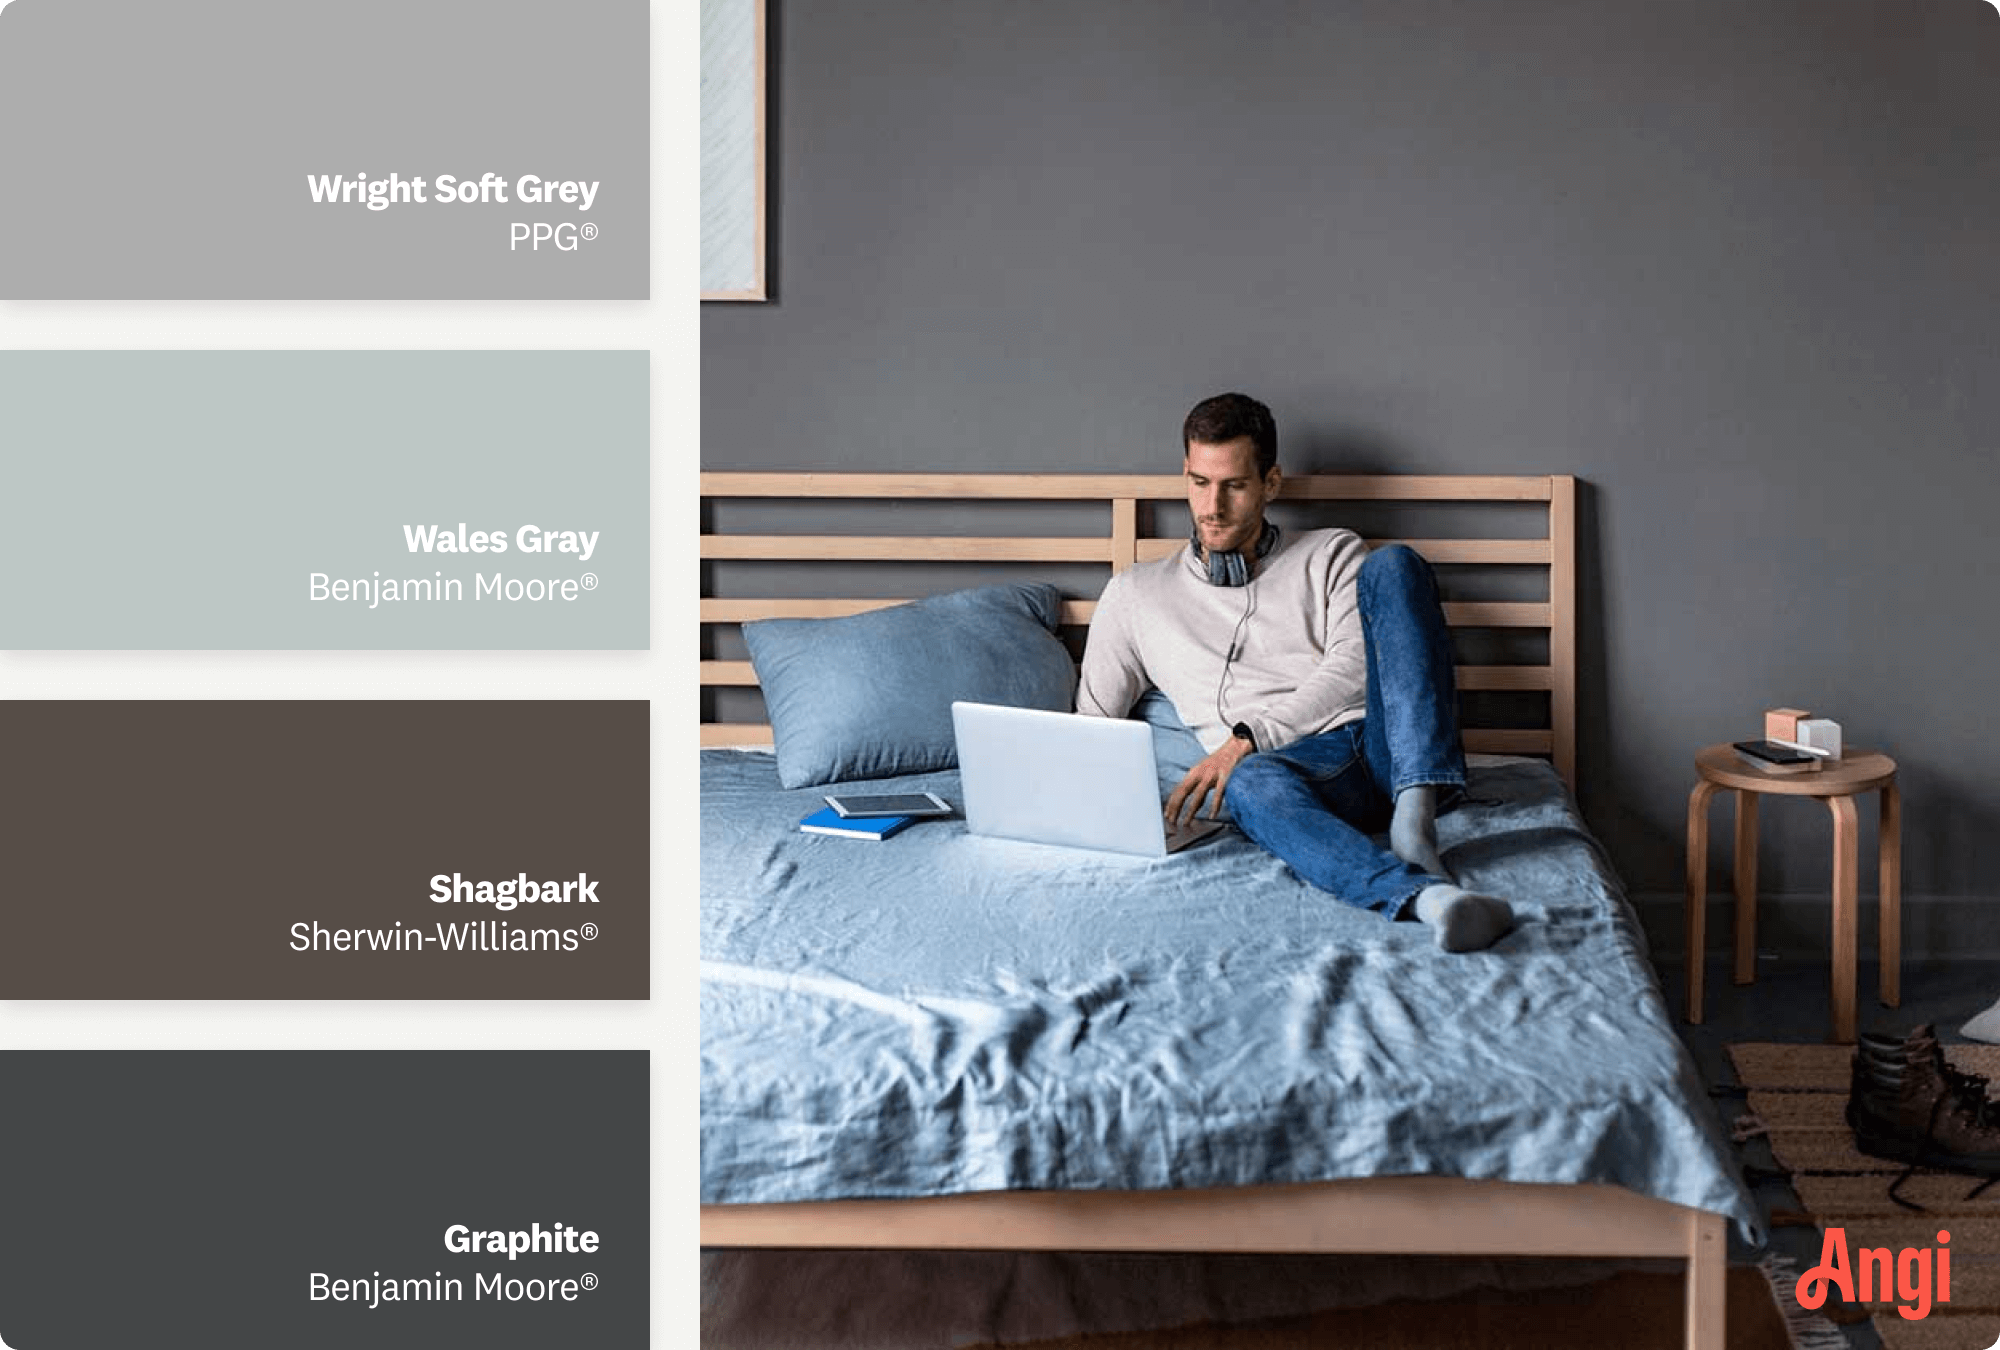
left=0, top=352, right=649, bottom=649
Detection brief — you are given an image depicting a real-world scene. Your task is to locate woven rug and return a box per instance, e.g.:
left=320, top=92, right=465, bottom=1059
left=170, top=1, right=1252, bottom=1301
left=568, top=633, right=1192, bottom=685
left=958, top=1264, right=1811, bottom=1349
left=1730, top=1041, right=2000, bottom=1350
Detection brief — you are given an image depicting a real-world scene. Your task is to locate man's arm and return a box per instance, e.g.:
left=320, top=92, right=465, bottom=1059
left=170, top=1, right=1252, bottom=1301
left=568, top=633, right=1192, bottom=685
left=1074, top=570, right=1147, bottom=721
left=1081, top=569, right=1241, bottom=824
left=1164, top=732, right=1252, bottom=826
left=1240, top=532, right=1368, bottom=754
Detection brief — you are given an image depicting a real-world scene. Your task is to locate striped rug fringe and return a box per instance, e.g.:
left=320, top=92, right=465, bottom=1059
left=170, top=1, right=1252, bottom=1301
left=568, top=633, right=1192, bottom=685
left=1757, top=1252, right=1854, bottom=1350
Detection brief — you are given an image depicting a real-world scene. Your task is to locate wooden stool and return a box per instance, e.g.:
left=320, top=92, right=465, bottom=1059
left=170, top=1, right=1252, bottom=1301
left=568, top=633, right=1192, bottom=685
left=1683, top=744, right=1900, bottom=1044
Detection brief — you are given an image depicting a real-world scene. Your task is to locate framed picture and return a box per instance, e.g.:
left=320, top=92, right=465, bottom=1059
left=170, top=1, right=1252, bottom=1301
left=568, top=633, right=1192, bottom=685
left=701, top=0, right=766, bottom=301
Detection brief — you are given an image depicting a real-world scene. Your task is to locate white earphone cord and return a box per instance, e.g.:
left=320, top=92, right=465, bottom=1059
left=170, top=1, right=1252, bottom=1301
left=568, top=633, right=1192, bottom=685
left=1215, top=581, right=1257, bottom=728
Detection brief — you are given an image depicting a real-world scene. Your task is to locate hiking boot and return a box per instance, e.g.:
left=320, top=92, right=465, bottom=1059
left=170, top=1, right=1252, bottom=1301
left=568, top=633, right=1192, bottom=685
left=1847, top=1024, right=2000, bottom=1174
left=1854, top=1027, right=1997, bottom=1117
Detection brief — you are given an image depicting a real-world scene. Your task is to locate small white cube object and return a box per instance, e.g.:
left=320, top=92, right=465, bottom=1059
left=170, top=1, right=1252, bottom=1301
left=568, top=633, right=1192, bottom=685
left=1795, top=718, right=1843, bottom=759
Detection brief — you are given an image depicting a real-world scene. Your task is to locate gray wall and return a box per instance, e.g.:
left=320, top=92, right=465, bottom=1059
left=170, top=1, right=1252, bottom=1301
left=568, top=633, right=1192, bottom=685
left=701, top=0, right=2000, bottom=949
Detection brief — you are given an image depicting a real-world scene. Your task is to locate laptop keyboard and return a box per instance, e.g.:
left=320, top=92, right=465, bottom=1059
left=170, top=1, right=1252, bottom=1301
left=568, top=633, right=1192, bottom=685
left=1164, top=817, right=1226, bottom=849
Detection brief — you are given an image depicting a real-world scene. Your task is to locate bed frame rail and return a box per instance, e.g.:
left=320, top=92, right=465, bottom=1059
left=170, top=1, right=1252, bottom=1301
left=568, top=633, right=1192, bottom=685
left=700, top=1179, right=1724, bottom=1350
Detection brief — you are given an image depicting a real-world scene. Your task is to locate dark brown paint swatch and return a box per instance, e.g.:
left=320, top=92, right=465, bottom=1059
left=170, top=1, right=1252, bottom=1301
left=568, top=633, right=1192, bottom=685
left=0, top=702, right=648, bottom=998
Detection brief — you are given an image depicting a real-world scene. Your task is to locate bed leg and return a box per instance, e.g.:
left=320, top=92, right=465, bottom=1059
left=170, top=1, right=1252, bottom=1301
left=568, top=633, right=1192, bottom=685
left=1684, top=779, right=1719, bottom=1023
left=1683, top=1210, right=1725, bottom=1350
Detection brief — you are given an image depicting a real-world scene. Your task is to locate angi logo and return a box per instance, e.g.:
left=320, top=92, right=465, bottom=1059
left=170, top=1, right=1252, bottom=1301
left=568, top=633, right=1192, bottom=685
left=1795, top=1227, right=1950, bottom=1321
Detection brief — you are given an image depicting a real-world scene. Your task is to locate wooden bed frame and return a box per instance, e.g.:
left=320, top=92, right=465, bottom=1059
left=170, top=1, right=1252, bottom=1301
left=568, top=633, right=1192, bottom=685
left=699, top=471, right=1729, bottom=1350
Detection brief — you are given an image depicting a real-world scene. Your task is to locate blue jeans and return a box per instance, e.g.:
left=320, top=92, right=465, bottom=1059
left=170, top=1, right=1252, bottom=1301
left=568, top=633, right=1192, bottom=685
left=1223, top=545, right=1467, bottom=917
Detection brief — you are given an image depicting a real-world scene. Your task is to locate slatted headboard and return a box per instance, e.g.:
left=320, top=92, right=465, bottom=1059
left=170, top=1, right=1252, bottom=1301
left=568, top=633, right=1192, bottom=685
left=700, top=473, right=1577, bottom=789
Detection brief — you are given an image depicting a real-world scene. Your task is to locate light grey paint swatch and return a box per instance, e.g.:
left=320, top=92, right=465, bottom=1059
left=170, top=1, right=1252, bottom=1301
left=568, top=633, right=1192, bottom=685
left=0, top=352, right=649, bottom=649
left=0, top=0, right=647, bottom=298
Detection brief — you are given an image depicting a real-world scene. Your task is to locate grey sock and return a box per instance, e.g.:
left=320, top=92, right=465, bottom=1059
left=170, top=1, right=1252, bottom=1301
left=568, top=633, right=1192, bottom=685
left=1390, top=785, right=1448, bottom=879
left=1414, top=884, right=1515, bottom=953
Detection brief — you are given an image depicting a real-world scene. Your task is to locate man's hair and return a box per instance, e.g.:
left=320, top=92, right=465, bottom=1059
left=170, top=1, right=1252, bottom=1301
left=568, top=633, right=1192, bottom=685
left=1182, top=393, right=1278, bottom=478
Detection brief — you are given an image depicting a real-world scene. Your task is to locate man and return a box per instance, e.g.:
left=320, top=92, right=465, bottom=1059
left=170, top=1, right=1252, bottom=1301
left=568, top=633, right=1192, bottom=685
left=1075, top=392, right=1514, bottom=952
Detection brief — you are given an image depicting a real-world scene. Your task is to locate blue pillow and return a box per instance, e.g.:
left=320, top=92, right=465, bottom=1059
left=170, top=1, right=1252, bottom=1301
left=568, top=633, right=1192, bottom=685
left=743, top=583, right=1078, bottom=789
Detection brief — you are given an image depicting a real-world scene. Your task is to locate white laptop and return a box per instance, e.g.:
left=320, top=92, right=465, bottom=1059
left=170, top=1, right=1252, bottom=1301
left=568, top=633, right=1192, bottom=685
left=950, top=701, right=1228, bottom=858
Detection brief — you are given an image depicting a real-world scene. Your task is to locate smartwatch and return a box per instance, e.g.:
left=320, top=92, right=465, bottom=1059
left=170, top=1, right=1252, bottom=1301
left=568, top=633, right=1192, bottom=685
left=1230, top=722, right=1256, bottom=751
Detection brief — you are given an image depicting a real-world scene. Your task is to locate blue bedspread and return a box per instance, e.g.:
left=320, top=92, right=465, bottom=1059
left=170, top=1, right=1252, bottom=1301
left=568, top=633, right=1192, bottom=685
left=701, top=749, right=1760, bottom=1243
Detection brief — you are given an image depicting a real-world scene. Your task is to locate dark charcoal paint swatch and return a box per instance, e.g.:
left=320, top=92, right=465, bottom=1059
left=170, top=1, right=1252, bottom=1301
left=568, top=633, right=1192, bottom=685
left=0, top=1052, right=648, bottom=1349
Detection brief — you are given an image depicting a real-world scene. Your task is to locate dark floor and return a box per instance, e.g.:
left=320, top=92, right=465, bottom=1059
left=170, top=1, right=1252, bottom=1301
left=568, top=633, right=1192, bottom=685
left=1656, top=954, right=2000, bottom=1350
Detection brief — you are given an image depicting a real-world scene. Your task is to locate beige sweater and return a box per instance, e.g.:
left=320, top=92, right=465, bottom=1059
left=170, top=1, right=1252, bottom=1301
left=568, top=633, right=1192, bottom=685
left=1075, top=528, right=1370, bottom=753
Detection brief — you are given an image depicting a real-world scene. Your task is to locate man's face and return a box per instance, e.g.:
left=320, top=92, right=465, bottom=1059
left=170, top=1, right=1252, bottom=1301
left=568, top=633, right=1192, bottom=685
left=1185, top=437, right=1279, bottom=557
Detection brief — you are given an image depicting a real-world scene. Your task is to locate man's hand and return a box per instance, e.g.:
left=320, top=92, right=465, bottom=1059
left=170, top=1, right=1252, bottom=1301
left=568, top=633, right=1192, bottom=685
left=1165, top=736, right=1254, bottom=828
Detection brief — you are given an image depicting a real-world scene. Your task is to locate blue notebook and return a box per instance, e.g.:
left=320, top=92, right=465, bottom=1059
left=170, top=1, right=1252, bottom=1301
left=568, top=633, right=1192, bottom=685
left=798, top=806, right=914, bottom=841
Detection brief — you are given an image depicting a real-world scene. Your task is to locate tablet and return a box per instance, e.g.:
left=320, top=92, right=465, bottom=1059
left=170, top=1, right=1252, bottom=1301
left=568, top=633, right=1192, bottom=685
left=824, top=791, right=954, bottom=819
